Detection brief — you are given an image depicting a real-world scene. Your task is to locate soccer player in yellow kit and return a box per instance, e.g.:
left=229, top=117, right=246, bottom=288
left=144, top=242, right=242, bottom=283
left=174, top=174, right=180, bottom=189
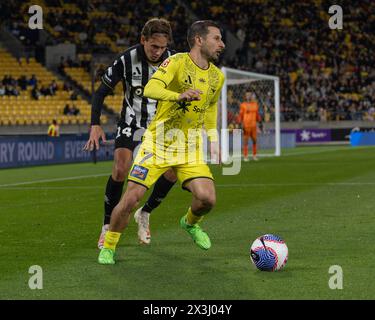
left=98, top=20, right=225, bottom=264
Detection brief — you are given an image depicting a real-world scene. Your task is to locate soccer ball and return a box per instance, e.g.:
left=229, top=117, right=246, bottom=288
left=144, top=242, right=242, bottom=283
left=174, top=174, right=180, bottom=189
left=250, top=234, right=288, bottom=271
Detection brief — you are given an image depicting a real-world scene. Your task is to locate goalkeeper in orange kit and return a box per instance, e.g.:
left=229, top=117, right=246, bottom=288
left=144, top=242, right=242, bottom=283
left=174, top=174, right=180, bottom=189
left=238, top=91, right=263, bottom=161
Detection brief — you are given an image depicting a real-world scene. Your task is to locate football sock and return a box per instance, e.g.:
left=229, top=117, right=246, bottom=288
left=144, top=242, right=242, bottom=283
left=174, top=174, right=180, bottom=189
left=104, top=176, right=124, bottom=225
left=252, top=143, right=257, bottom=156
left=103, top=231, right=121, bottom=251
left=142, top=175, right=176, bottom=213
left=244, top=145, right=249, bottom=158
left=186, top=207, right=203, bottom=225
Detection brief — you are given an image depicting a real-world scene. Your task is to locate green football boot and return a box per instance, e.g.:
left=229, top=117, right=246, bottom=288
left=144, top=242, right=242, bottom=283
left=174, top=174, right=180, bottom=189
left=180, top=215, right=211, bottom=250
left=98, top=248, right=115, bottom=265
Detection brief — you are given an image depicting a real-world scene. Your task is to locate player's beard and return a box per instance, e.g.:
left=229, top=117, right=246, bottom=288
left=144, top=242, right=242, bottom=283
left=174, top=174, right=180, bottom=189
left=201, top=45, right=219, bottom=63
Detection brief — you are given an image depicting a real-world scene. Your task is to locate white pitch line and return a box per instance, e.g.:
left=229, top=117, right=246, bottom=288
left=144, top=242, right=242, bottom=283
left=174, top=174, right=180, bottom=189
left=216, top=182, right=375, bottom=187
left=0, top=186, right=103, bottom=190
left=1, top=146, right=374, bottom=188
left=225, top=145, right=374, bottom=159
left=1, top=181, right=374, bottom=191
left=281, top=147, right=354, bottom=157
left=0, top=173, right=110, bottom=188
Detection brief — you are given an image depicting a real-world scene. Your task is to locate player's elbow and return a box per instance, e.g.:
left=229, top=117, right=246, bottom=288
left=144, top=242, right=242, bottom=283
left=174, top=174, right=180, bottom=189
left=143, top=80, right=160, bottom=99
left=95, top=82, right=111, bottom=98
left=143, top=84, right=151, bottom=99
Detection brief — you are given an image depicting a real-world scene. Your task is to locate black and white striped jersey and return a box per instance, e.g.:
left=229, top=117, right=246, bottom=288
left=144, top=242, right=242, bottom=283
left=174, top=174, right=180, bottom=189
left=101, top=44, right=174, bottom=129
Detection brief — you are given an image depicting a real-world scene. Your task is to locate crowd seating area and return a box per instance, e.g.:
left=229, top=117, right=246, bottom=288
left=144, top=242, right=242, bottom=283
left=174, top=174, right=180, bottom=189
left=59, top=54, right=123, bottom=114
left=0, top=0, right=373, bottom=127
left=198, top=0, right=374, bottom=122
left=0, top=47, right=107, bottom=125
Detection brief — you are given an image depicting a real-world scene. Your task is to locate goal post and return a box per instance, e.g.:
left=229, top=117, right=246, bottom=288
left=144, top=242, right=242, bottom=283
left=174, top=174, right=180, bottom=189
left=220, top=67, right=281, bottom=162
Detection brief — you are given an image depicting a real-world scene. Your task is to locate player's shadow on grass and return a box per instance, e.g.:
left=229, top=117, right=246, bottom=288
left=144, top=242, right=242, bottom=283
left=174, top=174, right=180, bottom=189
left=117, top=241, right=211, bottom=264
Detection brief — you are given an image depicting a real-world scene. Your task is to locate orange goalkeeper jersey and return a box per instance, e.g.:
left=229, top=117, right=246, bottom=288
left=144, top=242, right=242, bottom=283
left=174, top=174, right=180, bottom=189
left=239, top=102, right=261, bottom=128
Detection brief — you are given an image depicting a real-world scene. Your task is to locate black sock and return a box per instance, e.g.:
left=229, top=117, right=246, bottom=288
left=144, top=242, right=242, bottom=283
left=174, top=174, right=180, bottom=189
left=142, top=175, right=176, bottom=213
left=103, top=176, right=124, bottom=225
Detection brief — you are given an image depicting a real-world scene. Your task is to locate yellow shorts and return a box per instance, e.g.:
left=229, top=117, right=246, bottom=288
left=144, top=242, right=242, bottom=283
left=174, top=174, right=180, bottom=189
left=128, top=148, right=213, bottom=189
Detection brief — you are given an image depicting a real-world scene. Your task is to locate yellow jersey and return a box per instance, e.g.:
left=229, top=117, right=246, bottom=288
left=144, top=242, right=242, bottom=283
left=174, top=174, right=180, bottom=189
left=143, top=53, right=225, bottom=162
left=47, top=124, right=59, bottom=137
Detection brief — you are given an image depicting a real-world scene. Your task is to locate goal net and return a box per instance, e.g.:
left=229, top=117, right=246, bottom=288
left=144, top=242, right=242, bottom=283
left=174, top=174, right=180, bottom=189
left=220, top=67, right=281, bottom=163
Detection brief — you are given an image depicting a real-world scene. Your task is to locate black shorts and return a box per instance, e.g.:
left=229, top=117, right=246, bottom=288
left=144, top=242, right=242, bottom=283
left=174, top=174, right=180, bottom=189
left=114, top=120, right=144, bottom=151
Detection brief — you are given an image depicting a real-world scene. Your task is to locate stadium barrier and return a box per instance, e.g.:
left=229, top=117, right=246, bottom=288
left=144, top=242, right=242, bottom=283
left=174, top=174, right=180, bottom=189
left=280, top=127, right=375, bottom=145
left=282, top=129, right=331, bottom=143
left=0, top=134, right=114, bottom=169
left=350, top=132, right=375, bottom=146
left=230, top=132, right=295, bottom=156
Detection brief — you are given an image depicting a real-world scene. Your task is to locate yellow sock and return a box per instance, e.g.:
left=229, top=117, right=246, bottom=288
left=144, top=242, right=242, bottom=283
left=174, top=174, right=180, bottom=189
left=186, top=207, right=203, bottom=225
left=104, top=231, right=121, bottom=251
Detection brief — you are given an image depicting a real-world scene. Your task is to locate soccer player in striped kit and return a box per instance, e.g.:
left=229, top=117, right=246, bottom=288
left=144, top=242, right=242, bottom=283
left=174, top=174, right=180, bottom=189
left=98, top=20, right=226, bottom=264
left=84, top=18, right=177, bottom=248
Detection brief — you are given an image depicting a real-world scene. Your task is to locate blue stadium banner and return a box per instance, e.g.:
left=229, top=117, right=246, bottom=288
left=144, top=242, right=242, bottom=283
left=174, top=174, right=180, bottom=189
left=282, top=129, right=331, bottom=143
left=350, top=132, right=375, bottom=146
left=0, top=134, right=113, bottom=169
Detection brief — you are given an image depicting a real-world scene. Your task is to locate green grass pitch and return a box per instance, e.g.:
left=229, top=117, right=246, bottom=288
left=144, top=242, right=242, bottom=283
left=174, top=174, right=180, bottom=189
left=1, top=145, right=375, bottom=299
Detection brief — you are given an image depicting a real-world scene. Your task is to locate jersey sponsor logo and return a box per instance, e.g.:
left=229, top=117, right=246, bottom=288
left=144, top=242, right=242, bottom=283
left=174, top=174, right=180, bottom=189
left=130, top=165, right=149, bottom=181
left=176, top=101, right=191, bottom=113
left=132, top=67, right=142, bottom=80
left=199, top=78, right=206, bottom=83
left=161, top=59, right=170, bottom=68
left=193, top=105, right=205, bottom=113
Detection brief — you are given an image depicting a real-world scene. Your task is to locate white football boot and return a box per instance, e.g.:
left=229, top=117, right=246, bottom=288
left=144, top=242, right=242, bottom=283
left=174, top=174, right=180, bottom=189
left=134, top=207, right=151, bottom=245
left=97, top=224, right=109, bottom=249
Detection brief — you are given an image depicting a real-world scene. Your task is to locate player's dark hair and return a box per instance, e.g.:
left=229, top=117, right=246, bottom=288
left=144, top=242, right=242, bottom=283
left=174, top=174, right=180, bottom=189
left=187, top=20, right=221, bottom=48
left=141, top=18, right=173, bottom=43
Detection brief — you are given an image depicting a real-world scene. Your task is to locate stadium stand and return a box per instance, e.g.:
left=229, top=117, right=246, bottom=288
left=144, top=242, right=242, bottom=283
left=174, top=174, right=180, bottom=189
left=0, top=0, right=373, bottom=128
left=0, top=46, right=107, bottom=126
left=60, top=54, right=124, bottom=115
left=193, top=0, right=374, bottom=122
left=37, top=0, right=192, bottom=117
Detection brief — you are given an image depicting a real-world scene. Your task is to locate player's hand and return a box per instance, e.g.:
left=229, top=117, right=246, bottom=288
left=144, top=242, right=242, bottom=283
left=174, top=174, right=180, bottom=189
left=178, top=89, right=202, bottom=101
left=84, top=125, right=107, bottom=151
left=210, top=141, right=221, bottom=164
